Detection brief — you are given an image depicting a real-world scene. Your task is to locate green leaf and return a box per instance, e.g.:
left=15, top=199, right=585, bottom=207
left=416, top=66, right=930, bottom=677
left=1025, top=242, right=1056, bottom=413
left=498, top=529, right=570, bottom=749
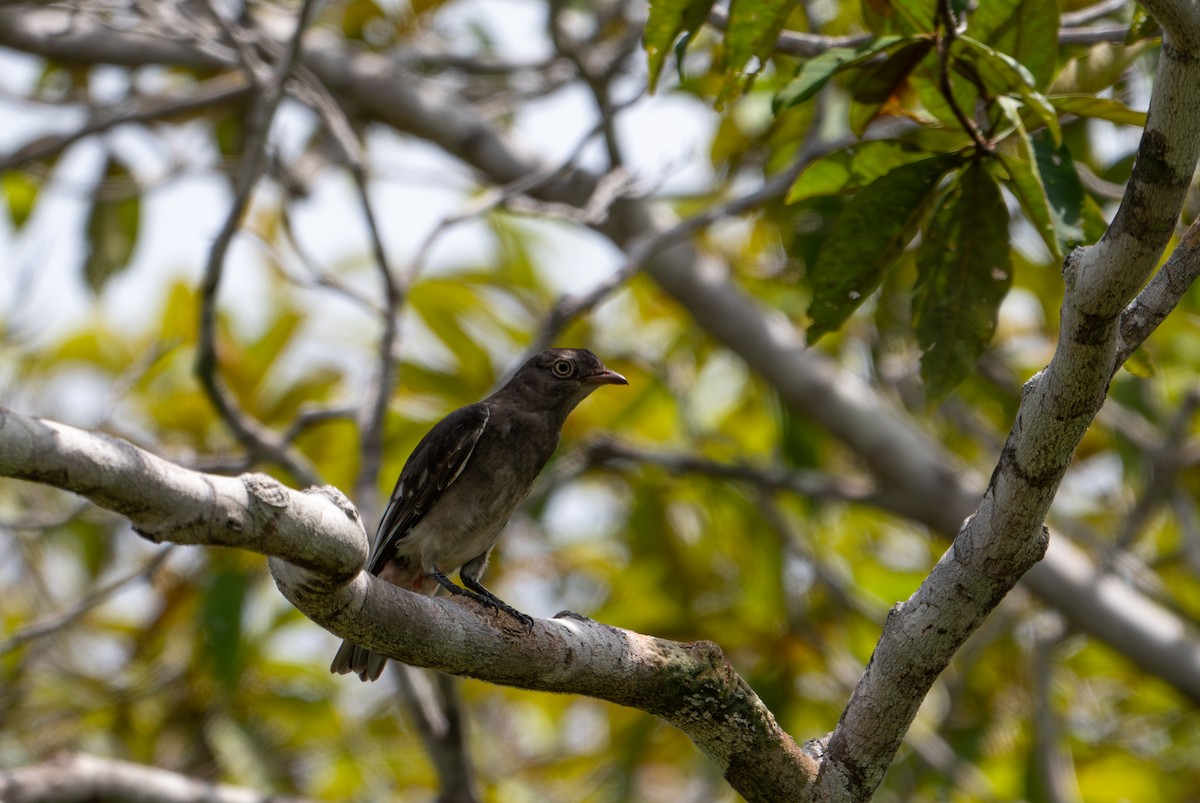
left=201, top=568, right=247, bottom=691
left=3, top=171, right=39, bottom=229
left=885, top=0, right=936, bottom=32
left=914, top=161, right=1012, bottom=403
left=83, top=155, right=141, bottom=294
left=644, top=0, right=716, bottom=92
left=1080, top=193, right=1109, bottom=244
left=954, top=35, right=1061, bottom=145
left=1049, top=40, right=1156, bottom=95
left=967, top=0, right=1060, bottom=88
left=1031, top=127, right=1090, bottom=249
left=720, top=0, right=795, bottom=103
left=993, top=96, right=1061, bottom=259
left=786, top=140, right=930, bottom=203
left=806, top=152, right=963, bottom=343
left=1048, top=94, right=1147, bottom=127
left=847, top=38, right=934, bottom=135
left=775, top=36, right=910, bottom=112
left=408, top=278, right=496, bottom=382
left=775, top=47, right=861, bottom=110
left=911, top=47, right=981, bottom=132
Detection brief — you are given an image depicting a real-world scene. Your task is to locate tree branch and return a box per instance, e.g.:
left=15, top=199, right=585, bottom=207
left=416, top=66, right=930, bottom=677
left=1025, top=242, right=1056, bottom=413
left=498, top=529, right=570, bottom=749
left=0, top=547, right=174, bottom=658
left=0, top=407, right=366, bottom=579
left=0, top=73, right=252, bottom=173
left=248, top=7, right=1200, bottom=711
left=193, top=0, right=323, bottom=486
left=815, top=4, right=1200, bottom=795
left=3, top=6, right=1199, bottom=799
left=0, top=405, right=817, bottom=802
left=1116, top=215, right=1200, bottom=367
left=0, top=752, right=314, bottom=803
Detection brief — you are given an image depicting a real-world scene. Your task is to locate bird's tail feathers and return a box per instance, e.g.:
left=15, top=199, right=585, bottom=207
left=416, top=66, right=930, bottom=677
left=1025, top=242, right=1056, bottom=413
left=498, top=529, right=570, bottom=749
left=330, top=639, right=388, bottom=681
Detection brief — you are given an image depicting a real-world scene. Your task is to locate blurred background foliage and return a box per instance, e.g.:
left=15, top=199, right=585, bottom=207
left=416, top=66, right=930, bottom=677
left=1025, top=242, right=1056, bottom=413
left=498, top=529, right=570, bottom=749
left=2, top=0, right=1200, bottom=800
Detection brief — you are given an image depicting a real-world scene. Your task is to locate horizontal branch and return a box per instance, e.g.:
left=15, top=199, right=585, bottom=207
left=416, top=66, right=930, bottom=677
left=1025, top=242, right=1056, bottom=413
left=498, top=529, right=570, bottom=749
left=0, top=407, right=365, bottom=580
left=0, top=405, right=816, bottom=802
left=0, top=752, right=312, bottom=803
left=583, top=439, right=875, bottom=505
left=0, top=73, right=252, bottom=173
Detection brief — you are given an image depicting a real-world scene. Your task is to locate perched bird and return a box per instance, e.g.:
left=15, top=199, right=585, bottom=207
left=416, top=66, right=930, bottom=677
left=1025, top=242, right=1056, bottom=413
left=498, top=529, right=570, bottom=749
left=330, top=347, right=627, bottom=681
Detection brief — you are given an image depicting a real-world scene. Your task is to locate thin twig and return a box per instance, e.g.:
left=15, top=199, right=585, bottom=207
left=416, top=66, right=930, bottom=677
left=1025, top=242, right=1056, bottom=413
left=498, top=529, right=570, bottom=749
left=706, top=7, right=871, bottom=58
left=1108, top=388, right=1200, bottom=555
left=0, top=547, right=174, bottom=658
left=350, top=164, right=401, bottom=513
left=281, top=404, right=359, bottom=444
left=1061, top=0, right=1130, bottom=27
left=277, top=50, right=408, bottom=515
left=398, top=93, right=643, bottom=295
left=528, top=147, right=818, bottom=353
left=584, top=439, right=876, bottom=505
left=935, top=0, right=993, bottom=154
left=251, top=217, right=380, bottom=314
left=392, top=666, right=481, bottom=803
left=0, top=73, right=252, bottom=173
left=548, top=0, right=640, bottom=170
left=194, top=0, right=321, bottom=486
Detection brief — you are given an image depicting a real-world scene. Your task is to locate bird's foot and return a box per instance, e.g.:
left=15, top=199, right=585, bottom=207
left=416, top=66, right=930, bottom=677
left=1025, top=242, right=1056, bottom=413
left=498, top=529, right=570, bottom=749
left=461, top=577, right=534, bottom=632
left=477, top=595, right=533, bottom=631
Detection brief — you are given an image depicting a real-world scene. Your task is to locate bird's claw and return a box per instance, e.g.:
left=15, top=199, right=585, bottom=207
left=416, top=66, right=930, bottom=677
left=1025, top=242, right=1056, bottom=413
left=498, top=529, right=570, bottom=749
left=490, top=599, right=534, bottom=632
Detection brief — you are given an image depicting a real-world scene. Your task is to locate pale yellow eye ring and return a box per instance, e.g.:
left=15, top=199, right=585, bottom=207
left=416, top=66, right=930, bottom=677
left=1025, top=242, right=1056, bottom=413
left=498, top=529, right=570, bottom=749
left=552, top=360, right=573, bottom=377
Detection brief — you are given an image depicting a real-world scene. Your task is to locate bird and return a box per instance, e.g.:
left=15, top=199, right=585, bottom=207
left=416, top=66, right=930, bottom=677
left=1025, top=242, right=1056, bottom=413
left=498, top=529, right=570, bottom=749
left=330, top=347, right=627, bottom=681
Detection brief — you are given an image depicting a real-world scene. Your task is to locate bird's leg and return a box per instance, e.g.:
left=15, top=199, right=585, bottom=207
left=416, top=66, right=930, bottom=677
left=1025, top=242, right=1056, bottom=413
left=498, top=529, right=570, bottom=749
left=429, top=568, right=534, bottom=631
left=430, top=567, right=473, bottom=598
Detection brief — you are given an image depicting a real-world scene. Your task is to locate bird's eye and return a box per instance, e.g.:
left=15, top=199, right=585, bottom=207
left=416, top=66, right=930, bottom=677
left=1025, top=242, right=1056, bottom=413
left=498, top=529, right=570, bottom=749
left=552, top=359, right=573, bottom=378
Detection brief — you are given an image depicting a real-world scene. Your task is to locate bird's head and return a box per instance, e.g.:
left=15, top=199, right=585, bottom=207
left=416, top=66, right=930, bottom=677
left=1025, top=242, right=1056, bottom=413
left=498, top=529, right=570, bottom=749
left=498, top=348, right=627, bottom=415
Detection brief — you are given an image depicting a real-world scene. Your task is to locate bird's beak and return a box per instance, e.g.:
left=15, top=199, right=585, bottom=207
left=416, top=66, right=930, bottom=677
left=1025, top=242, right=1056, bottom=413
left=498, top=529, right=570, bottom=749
left=583, top=367, right=628, bottom=386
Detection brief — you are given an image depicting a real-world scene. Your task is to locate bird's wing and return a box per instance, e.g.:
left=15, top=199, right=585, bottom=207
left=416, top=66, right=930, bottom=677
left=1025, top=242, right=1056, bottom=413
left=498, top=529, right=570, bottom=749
left=366, top=402, right=491, bottom=575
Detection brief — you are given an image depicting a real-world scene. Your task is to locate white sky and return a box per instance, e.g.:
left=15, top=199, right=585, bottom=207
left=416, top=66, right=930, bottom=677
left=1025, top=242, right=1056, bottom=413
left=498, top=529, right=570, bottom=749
left=0, top=0, right=715, bottom=363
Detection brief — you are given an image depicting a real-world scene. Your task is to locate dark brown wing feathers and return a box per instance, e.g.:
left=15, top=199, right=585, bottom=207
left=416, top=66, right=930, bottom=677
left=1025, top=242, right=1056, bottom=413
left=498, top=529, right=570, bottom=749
left=366, top=403, right=491, bottom=575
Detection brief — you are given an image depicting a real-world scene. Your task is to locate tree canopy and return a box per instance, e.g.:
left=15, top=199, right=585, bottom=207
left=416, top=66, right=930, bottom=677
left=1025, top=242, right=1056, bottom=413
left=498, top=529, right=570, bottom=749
left=2, top=0, right=1200, bottom=801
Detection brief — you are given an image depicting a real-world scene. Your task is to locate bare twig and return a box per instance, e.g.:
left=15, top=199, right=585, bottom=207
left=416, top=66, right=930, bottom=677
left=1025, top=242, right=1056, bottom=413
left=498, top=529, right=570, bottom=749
left=1029, top=615, right=1084, bottom=803
left=194, top=0, right=322, bottom=486
left=252, top=216, right=380, bottom=314
left=0, top=73, right=252, bottom=173
left=936, top=0, right=993, bottom=154
left=1061, top=0, right=1130, bottom=28
left=585, top=439, right=875, bottom=505
left=348, top=163, right=401, bottom=513
left=547, top=0, right=641, bottom=170
left=706, top=7, right=871, bottom=58
left=529, top=147, right=816, bottom=353
left=393, top=667, right=481, bottom=803
left=0, top=752, right=314, bottom=803
left=281, top=404, right=359, bottom=444
left=0, top=547, right=174, bottom=658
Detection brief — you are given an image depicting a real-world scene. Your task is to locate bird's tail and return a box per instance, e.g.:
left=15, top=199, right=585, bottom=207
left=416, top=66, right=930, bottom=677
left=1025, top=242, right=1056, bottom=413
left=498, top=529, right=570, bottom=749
left=330, top=639, right=389, bottom=682
left=330, top=565, right=438, bottom=681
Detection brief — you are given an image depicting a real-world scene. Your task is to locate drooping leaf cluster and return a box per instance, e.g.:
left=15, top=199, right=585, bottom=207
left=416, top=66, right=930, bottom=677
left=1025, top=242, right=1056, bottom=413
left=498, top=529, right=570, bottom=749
left=648, top=0, right=1148, bottom=400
